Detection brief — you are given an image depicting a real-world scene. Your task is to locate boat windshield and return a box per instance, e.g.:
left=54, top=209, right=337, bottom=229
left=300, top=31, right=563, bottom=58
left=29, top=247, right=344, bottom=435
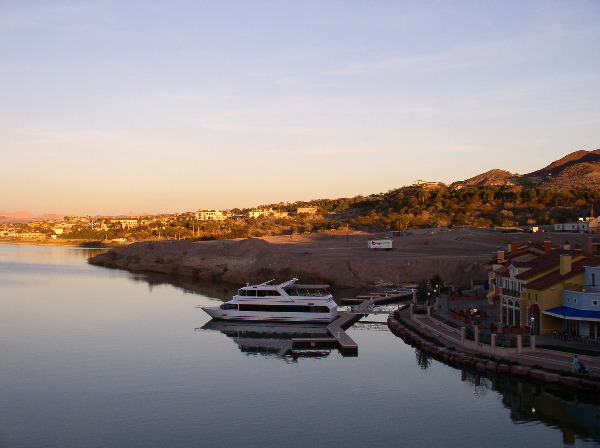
left=238, top=289, right=281, bottom=297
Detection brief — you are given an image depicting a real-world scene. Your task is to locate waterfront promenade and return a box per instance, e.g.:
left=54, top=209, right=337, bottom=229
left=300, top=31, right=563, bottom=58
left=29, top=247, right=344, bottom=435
left=394, top=305, right=600, bottom=385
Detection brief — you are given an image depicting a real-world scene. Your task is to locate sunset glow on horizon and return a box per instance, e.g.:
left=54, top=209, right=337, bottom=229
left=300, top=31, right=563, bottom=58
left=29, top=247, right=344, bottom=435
left=2, top=1, right=599, bottom=216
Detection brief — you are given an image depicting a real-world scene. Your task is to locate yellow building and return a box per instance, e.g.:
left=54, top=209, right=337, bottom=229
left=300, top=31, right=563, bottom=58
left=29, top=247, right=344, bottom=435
left=488, top=240, right=598, bottom=334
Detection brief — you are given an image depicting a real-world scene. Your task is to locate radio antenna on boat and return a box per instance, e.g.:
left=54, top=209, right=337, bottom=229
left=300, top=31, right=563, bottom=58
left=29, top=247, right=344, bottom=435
left=258, top=279, right=275, bottom=286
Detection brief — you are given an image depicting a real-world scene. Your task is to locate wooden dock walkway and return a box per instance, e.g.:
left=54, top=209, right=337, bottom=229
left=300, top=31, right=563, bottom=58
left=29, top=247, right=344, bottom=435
left=292, top=291, right=412, bottom=356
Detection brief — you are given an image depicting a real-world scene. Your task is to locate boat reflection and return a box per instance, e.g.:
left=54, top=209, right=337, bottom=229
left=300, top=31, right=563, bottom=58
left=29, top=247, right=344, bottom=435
left=200, top=320, right=332, bottom=363
left=460, top=369, right=600, bottom=445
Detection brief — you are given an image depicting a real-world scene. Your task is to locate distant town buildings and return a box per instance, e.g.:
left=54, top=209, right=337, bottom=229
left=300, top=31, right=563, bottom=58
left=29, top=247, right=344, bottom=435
left=297, top=206, right=318, bottom=215
left=248, top=209, right=289, bottom=219
left=195, top=210, right=230, bottom=221
left=110, top=218, right=139, bottom=229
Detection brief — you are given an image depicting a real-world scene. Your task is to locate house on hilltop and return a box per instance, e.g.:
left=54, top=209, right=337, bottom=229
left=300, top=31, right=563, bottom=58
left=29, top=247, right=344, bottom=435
left=413, top=180, right=441, bottom=188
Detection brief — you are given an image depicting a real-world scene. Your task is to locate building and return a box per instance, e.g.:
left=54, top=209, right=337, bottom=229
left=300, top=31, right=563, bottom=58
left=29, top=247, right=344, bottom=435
left=590, top=229, right=600, bottom=256
left=18, top=232, right=46, bottom=239
left=486, top=239, right=600, bottom=334
left=487, top=239, right=553, bottom=331
left=195, top=210, right=229, bottom=221
left=554, top=221, right=589, bottom=232
left=110, top=219, right=139, bottom=229
left=247, top=209, right=288, bottom=219
left=588, top=217, right=600, bottom=230
left=248, top=209, right=268, bottom=218
left=542, top=265, right=600, bottom=340
left=297, top=206, right=318, bottom=215
left=413, top=180, right=441, bottom=188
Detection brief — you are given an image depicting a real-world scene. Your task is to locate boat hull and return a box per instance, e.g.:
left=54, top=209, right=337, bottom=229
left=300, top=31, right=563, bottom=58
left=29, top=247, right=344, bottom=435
left=201, top=306, right=337, bottom=323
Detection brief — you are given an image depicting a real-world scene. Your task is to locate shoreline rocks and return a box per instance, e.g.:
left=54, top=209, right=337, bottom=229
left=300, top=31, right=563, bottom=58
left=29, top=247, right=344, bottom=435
left=387, top=313, right=600, bottom=391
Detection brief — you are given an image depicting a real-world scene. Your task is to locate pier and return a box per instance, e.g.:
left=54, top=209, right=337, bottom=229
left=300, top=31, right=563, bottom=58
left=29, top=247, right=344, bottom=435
left=292, top=291, right=413, bottom=356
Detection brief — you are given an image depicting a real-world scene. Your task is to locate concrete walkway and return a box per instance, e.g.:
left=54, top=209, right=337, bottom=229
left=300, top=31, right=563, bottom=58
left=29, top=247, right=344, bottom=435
left=400, top=306, right=600, bottom=379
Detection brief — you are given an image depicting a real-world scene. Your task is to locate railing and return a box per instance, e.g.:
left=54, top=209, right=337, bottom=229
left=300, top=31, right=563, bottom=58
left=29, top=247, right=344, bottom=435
left=501, top=290, right=521, bottom=299
left=493, top=334, right=531, bottom=348
left=479, top=332, right=491, bottom=345
left=495, top=334, right=517, bottom=348
left=465, top=327, right=475, bottom=341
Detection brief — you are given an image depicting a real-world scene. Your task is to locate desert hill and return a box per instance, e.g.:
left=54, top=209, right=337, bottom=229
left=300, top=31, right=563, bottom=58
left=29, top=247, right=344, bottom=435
left=453, top=169, right=515, bottom=187
left=88, top=228, right=593, bottom=288
left=452, top=149, right=600, bottom=190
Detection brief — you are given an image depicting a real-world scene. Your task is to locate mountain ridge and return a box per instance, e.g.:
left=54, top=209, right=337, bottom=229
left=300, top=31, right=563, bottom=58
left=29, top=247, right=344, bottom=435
left=452, top=149, right=600, bottom=189
left=4, top=149, right=599, bottom=221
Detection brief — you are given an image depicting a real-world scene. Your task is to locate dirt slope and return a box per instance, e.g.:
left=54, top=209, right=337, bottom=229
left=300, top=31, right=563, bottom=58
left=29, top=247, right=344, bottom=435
left=88, top=228, right=593, bottom=288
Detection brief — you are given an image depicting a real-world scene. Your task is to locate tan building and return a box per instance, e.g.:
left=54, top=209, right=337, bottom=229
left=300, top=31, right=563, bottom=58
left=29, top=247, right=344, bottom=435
left=487, top=239, right=600, bottom=334
left=297, top=206, right=318, bottom=215
left=110, top=219, right=139, bottom=229
left=413, top=180, right=441, bottom=188
left=195, top=210, right=229, bottom=221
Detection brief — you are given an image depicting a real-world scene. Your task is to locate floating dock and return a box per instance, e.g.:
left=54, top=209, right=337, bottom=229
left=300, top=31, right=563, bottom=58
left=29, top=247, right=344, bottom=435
left=292, top=291, right=412, bottom=356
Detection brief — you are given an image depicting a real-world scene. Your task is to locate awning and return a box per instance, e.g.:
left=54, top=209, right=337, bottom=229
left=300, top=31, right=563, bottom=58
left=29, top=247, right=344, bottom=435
left=543, top=306, right=600, bottom=322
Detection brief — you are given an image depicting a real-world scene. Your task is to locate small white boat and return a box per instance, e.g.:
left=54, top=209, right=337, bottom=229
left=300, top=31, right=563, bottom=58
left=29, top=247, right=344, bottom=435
left=201, top=278, right=338, bottom=323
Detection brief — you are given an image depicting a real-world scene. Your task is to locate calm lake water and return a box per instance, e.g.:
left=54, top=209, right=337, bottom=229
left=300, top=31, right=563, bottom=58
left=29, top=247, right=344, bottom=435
left=2, top=244, right=600, bottom=448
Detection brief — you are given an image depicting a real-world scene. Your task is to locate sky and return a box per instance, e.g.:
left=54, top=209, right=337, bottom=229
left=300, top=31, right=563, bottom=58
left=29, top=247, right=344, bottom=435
left=1, top=1, right=599, bottom=216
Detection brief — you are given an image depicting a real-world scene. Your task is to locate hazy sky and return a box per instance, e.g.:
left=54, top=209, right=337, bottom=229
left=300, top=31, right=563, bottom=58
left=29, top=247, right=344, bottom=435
left=2, top=1, right=599, bottom=216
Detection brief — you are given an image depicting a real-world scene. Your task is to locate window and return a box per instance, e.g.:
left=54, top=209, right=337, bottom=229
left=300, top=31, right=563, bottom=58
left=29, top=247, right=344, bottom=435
left=238, top=304, right=329, bottom=313
left=574, top=298, right=578, bottom=304
left=592, top=273, right=597, bottom=287
left=220, top=303, right=238, bottom=310
left=501, top=298, right=520, bottom=326
left=592, top=300, right=598, bottom=306
left=567, top=297, right=571, bottom=303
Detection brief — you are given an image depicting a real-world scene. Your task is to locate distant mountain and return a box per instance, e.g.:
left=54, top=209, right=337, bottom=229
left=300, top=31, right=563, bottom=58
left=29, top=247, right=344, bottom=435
left=0, top=210, right=34, bottom=219
left=452, top=149, right=600, bottom=190
left=453, top=169, right=515, bottom=187
left=0, top=211, right=65, bottom=223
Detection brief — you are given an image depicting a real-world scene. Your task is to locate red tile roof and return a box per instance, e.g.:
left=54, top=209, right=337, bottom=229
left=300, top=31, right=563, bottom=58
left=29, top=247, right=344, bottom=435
left=526, top=258, right=600, bottom=290
left=515, top=249, right=595, bottom=280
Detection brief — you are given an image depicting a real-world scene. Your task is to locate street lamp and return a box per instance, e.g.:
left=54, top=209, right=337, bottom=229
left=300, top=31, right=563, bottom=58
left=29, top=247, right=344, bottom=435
left=530, top=316, right=535, bottom=334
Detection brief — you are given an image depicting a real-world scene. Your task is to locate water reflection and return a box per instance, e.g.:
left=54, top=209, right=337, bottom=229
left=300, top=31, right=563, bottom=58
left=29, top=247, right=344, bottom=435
left=415, top=348, right=433, bottom=371
left=200, top=320, right=332, bottom=363
left=459, top=367, right=600, bottom=445
left=115, top=269, right=369, bottom=304
left=129, top=271, right=238, bottom=300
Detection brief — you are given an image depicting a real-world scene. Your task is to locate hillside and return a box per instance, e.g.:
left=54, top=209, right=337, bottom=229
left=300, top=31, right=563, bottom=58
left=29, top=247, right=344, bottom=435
left=452, top=169, right=515, bottom=187
left=88, top=228, right=593, bottom=288
left=452, top=149, right=600, bottom=190
left=4, top=148, right=599, bottom=225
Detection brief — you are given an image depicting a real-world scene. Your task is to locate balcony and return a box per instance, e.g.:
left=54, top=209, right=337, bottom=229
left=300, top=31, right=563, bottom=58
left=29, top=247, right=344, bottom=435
left=501, top=289, right=521, bottom=299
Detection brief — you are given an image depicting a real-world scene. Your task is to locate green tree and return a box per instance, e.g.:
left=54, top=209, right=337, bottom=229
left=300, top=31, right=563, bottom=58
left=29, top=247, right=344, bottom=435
left=416, top=279, right=431, bottom=304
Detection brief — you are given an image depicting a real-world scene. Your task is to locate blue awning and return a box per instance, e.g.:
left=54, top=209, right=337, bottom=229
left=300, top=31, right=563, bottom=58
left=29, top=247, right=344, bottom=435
left=543, top=306, right=600, bottom=321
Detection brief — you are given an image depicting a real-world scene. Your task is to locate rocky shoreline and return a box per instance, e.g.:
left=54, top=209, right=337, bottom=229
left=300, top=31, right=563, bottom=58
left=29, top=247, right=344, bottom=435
left=387, top=311, right=600, bottom=391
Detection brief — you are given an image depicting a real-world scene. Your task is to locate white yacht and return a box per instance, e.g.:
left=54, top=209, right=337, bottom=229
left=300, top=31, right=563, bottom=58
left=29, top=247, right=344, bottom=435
left=201, top=278, right=338, bottom=323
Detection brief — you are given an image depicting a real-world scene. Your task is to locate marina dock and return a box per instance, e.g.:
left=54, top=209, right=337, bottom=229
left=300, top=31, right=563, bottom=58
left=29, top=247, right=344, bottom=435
left=292, top=291, right=413, bottom=356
